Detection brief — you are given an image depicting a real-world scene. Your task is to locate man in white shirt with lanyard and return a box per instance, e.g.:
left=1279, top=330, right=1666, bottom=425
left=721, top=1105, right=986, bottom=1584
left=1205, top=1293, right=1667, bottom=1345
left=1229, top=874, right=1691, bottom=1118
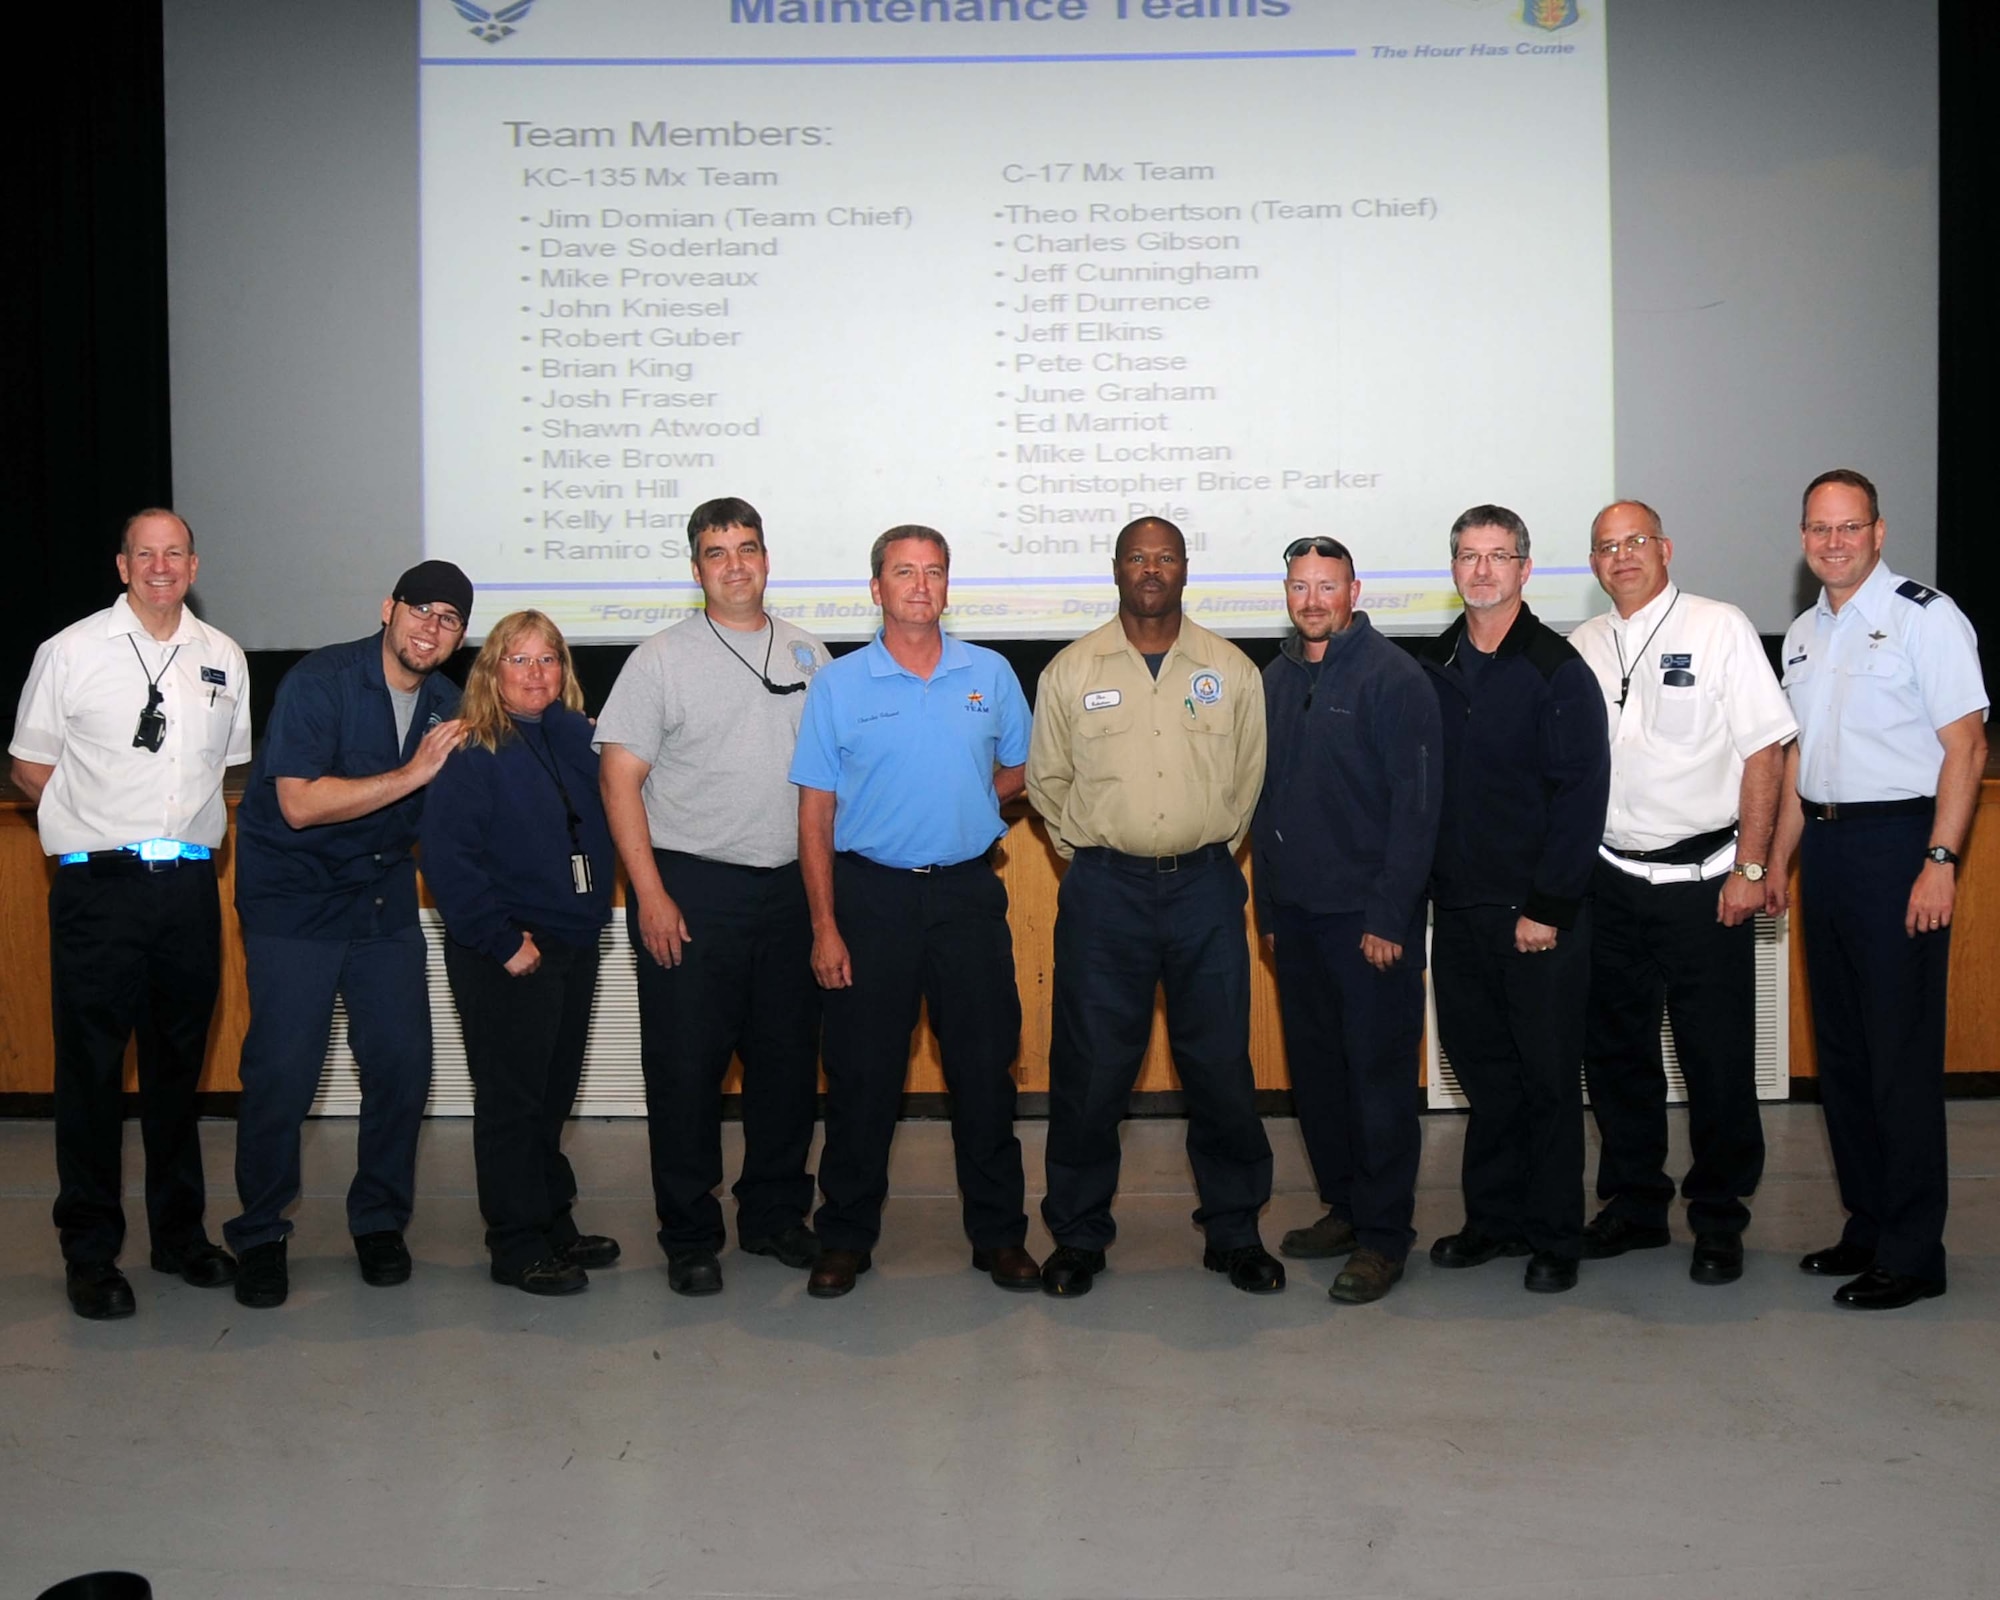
left=1569, top=501, right=1795, bottom=1287
left=10, top=509, right=252, bottom=1319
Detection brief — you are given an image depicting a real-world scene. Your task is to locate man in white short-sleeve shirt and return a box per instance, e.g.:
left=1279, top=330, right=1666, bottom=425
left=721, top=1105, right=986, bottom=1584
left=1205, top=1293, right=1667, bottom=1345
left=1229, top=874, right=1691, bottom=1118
left=9, top=509, right=252, bottom=1319
left=1569, top=501, right=1796, bottom=1289
left=595, top=496, right=830, bottom=1296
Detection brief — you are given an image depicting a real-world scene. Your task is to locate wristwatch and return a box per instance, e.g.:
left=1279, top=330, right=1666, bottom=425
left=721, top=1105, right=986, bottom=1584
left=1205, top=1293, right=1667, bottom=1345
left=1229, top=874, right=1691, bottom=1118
left=1924, top=845, right=1961, bottom=868
left=1731, top=861, right=1767, bottom=882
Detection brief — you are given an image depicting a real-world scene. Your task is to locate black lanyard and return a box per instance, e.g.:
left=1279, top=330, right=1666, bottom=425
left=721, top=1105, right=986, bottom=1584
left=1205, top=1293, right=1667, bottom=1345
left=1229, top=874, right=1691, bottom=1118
left=1613, top=591, right=1680, bottom=713
left=514, top=718, right=584, bottom=854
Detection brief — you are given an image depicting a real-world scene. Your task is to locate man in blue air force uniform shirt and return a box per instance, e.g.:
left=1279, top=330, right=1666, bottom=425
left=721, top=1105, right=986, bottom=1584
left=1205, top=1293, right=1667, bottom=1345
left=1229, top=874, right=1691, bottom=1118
left=224, top=561, right=473, bottom=1309
left=788, top=525, right=1038, bottom=1299
left=1770, top=469, right=1986, bottom=1311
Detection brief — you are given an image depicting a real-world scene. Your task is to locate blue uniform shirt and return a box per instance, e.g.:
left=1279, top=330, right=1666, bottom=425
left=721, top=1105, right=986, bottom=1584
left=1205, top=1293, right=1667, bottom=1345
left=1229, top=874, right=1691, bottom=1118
left=235, top=632, right=462, bottom=939
left=1782, top=561, right=1987, bottom=804
left=789, top=631, right=1031, bottom=869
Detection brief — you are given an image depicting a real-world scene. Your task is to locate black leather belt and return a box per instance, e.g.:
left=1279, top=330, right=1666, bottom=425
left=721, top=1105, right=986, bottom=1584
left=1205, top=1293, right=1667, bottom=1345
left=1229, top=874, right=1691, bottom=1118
left=1077, top=842, right=1230, bottom=874
left=838, top=847, right=995, bottom=875
left=1604, top=825, right=1737, bottom=866
left=1801, top=798, right=1933, bottom=822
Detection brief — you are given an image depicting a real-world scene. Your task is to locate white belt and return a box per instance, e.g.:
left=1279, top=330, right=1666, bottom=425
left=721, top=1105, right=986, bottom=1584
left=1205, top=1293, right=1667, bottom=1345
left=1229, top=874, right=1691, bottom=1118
left=1597, top=839, right=1737, bottom=887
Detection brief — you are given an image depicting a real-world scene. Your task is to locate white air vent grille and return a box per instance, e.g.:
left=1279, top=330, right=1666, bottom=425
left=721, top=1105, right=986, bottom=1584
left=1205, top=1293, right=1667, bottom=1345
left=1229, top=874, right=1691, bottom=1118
left=309, top=910, right=647, bottom=1117
left=1425, top=911, right=1789, bottom=1111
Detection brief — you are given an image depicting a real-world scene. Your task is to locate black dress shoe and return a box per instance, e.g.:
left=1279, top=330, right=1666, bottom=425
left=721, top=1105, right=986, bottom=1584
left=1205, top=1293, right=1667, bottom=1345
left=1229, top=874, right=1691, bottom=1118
left=493, top=1255, right=588, bottom=1296
left=1040, top=1245, right=1105, bottom=1298
left=1524, top=1251, right=1579, bottom=1293
left=741, top=1222, right=821, bottom=1270
left=1580, top=1212, right=1672, bottom=1260
left=667, top=1248, right=724, bottom=1297
left=354, top=1230, right=412, bottom=1287
left=557, top=1234, right=621, bottom=1270
left=806, top=1248, right=871, bottom=1299
left=1832, top=1266, right=1946, bottom=1310
left=234, top=1240, right=289, bottom=1309
left=1799, top=1240, right=1875, bottom=1277
left=150, top=1240, right=238, bottom=1288
left=972, top=1245, right=1043, bottom=1290
left=1689, top=1232, right=1744, bottom=1286
left=1280, top=1211, right=1358, bottom=1260
left=66, top=1262, right=136, bottom=1321
left=1204, top=1242, right=1286, bottom=1294
left=1429, top=1228, right=1531, bottom=1269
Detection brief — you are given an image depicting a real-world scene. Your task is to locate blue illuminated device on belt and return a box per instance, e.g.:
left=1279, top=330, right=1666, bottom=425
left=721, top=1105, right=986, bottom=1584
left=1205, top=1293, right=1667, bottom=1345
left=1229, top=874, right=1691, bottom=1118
left=58, top=838, right=212, bottom=866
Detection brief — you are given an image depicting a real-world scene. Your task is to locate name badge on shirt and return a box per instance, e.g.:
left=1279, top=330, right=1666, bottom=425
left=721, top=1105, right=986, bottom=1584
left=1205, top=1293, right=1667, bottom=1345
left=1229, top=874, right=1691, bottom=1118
left=201, top=666, right=228, bottom=686
left=1083, top=689, right=1122, bottom=711
left=570, top=853, right=594, bottom=895
left=1659, top=653, right=1691, bottom=670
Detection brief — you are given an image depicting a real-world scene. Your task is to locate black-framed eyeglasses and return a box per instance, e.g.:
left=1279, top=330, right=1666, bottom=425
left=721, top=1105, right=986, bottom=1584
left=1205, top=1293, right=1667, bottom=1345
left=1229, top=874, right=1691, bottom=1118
left=399, top=600, right=465, bottom=634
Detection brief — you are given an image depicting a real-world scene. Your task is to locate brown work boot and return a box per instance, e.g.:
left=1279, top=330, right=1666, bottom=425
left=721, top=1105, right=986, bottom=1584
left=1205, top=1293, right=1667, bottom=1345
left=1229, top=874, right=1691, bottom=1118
left=1280, top=1211, right=1358, bottom=1260
left=1328, top=1247, right=1405, bottom=1305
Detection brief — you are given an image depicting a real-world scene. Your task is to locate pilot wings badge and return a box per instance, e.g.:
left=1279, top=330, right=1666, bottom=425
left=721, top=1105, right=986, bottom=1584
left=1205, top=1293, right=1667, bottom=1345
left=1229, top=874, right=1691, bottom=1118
left=453, top=0, right=535, bottom=45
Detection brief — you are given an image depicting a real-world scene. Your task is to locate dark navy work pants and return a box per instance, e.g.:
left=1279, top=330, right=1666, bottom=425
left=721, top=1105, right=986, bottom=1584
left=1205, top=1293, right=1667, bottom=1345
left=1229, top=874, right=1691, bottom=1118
left=1431, top=902, right=1590, bottom=1258
left=444, top=936, right=598, bottom=1275
left=1799, top=811, right=1950, bottom=1281
left=814, top=853, right=1026, bottom=1254
left=1584, top=861, right=1764, bottom=1236
left=1270, top=904, right=1424, bottom=1262
left=48, top=857, right=223, bottom=1265
left=1043, top=848, right=1273, bottom=1253
left=225, top=926, right=433, bottom=1253
left=633, top=851, right=820, bottom=1255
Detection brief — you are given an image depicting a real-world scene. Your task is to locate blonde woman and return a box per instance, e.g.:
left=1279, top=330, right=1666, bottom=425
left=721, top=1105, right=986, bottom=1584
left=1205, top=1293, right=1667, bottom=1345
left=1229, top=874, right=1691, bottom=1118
left=421, top=611, right=616, bottom=1294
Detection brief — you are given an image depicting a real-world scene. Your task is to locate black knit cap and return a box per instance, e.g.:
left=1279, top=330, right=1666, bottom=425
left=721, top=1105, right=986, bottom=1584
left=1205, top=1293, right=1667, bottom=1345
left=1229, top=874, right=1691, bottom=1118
left=391, top=560, right=474, bottom=626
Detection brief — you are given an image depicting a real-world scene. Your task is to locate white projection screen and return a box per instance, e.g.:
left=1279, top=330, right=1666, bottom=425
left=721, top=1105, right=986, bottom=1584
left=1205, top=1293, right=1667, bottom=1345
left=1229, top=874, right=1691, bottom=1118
left=164, top=0, right=1939, bottom=646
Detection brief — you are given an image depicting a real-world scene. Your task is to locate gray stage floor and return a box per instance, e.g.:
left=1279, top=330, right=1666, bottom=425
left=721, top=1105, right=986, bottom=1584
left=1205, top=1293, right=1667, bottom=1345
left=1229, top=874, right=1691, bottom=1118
left=1, top=1104, right=1996, bottom=1600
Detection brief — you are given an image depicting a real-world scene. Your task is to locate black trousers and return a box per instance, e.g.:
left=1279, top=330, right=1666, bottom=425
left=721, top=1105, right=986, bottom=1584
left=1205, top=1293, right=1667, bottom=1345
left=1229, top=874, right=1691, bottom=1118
left=1270, top=905, right=1425, bottom=1261
left=48, top=856, right=222, bottom=1265
left=444, top=936, right=599, bottom=1275
left=1043, top=848, right=1272, bottom=1253
left=1584, top=861, right=1764, bottom=1234
left=1431, top=902, right=1591, bottom=1258
left=632, top=852, right=821, bottom=1254
left=1799, top=811, right=1950, bottom=1281
left=815, top=854, right=1026, bottom=1254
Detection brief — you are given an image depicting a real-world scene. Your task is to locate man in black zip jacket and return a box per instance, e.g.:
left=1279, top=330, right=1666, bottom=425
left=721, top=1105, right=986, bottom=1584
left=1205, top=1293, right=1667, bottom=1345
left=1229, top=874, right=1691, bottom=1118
left=1420, top=505, right=1609, bottom=1293
left=1252, top=536, right=1441, bottom=1305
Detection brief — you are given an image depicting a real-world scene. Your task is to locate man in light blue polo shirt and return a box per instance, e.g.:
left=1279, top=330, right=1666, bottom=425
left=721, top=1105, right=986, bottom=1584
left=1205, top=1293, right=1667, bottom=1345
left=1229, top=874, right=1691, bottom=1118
left=788, top=524, right=1038, bottom=1298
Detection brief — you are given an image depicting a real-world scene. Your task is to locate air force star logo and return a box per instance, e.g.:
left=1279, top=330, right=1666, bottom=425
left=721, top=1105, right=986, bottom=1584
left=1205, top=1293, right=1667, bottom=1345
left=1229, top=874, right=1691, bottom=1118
left=453, top=1, right=535, bottom=45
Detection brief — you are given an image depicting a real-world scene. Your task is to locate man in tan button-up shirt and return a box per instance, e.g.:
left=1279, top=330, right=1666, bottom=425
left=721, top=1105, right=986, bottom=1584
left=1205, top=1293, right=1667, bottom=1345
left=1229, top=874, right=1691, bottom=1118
left=1026, top=515, right=1277, bottom=1298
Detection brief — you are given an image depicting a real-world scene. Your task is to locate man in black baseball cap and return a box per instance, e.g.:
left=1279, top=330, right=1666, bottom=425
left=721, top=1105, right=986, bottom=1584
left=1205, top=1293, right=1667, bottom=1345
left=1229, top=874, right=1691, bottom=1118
left=223, top=560, right=474, bottom=1308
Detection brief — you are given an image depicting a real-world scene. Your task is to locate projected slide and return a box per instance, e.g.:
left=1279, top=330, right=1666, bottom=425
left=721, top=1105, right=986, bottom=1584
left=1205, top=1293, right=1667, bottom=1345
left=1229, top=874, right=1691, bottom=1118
left=420, top=0, right=1612, bottom=640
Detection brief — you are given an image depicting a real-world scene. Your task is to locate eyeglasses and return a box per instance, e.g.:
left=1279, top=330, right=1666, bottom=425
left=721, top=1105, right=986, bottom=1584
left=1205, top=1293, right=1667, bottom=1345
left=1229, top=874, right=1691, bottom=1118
left=1800, top=520, right=1875, bottom=540
left=502, top=653, right=560, bottom=669
left=1283, top=537, right=1348, bottom=562
left=1591, top=533, right=1661, bottom=558
left=1453, top=551, right=1526, bottom=569
left=401, top=601, right=465, bottom=634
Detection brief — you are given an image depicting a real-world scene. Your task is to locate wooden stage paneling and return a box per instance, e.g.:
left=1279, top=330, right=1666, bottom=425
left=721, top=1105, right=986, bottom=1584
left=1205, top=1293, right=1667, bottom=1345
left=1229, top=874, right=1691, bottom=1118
left=5, top=783, right=1998, bottom=1096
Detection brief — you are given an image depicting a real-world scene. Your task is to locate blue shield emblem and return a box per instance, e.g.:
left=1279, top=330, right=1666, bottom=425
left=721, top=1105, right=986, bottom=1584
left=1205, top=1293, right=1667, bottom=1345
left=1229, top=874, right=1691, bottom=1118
left=1522, top=0, right=1579, bottom=31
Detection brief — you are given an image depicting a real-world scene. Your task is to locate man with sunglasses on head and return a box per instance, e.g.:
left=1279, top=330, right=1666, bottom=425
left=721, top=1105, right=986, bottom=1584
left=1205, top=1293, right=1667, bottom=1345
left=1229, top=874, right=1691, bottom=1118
left=1767, top=469, right=1986, bottom=1311
left=1420, top=505, right=1608, bottom=1294
left=12, top=509, right=252, bottom=1319
left=225, top=560, right=472, bottom=1308
left=594, top=496, right=830, bottom=1296
left=1252, top=536, right=1440, bottom=1306
left=1569, top=502, right=1795, bottom=1289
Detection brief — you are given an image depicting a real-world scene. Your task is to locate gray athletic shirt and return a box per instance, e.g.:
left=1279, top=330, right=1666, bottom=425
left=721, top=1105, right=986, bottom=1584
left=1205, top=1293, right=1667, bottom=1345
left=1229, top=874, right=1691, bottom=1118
left=592, top=614, right=830, bottom=868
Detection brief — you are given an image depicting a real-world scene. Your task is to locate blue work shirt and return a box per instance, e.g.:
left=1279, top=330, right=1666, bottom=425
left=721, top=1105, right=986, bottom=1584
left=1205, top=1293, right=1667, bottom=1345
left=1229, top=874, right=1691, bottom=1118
left=235, top=632, right=462, bottom=939
left=1781, top=562, right=1987, bottom=804
left=789, top=630, right=1031, bottom=869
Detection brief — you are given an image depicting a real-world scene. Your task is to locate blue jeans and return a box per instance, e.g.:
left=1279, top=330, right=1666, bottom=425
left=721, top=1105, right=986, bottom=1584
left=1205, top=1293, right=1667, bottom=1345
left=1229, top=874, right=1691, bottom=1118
left=225, top=927, right=433, bottom=1253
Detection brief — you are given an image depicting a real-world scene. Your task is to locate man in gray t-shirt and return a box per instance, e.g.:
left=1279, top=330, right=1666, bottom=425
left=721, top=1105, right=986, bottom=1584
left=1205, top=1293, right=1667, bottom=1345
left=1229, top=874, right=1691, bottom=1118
left=595, top=497, right=831, bottom=1296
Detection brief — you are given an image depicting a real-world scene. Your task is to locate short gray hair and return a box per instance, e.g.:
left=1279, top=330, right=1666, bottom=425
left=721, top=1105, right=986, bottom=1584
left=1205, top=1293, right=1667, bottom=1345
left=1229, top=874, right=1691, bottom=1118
left=1449, top=503, right=1529, bottom=560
